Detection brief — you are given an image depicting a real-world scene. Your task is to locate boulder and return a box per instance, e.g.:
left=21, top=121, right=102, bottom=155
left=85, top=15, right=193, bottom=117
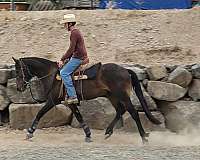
left=123, top=111, right=166, bottom=132
left=191, top=64, right=200, bottom=79
left=168, top=67, right=192, bottom=88
left=131, top=83, right=157, bottom=111
left=0, top=68, right=11, bottom=84
left=165, top=64, right=178, bottom=73
left=7, top=64, right=16, bottom=79
left=158, top=100, right=200, bottom=132
left=0, top=64, right=8, bottom=69
left=7, top=78, right=46, bottom=104
left=71, top=97, right=120, bottom=130
left=119, top=64, right=147, bottom=80
left=146, top=65, right=168, bottom=80
left=188, top=79, right=200, bottom=101
left=0, top=85, right=10, bottom=111
left=9, top=103, right=72, bottom=129
left=147, top=81, right=187, bottom=101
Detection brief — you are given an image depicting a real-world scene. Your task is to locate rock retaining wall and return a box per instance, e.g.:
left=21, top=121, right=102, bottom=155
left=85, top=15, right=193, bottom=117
left=1, top=63, right=200, bottom=133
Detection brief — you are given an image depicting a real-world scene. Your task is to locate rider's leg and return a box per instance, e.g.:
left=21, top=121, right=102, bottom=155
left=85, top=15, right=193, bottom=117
left=60, top=57, right=82, bottom=104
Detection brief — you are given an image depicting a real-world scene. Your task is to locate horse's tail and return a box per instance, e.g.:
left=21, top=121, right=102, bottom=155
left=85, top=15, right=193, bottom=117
left=127, top=69, right=161, bottom=125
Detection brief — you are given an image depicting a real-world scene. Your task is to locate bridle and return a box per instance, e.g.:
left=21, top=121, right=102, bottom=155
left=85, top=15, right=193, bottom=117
left=18, top=59, right=57, bottom=103
left=19, top=58, right=32, bottom=85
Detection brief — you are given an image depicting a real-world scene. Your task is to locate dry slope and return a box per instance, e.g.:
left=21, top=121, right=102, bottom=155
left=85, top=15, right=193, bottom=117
left=0, top=9, right=199, bottom=66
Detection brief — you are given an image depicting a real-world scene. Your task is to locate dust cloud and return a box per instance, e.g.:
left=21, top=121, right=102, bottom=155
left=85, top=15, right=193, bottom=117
left=149, top=129, right=200, bottom=146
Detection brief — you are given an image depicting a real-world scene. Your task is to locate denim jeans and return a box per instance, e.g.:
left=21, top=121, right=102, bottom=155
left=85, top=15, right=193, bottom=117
left=60, top=57, right=82, bottom=98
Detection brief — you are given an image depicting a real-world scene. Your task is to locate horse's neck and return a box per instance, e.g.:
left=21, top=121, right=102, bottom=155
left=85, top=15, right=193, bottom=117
left=25, top=58, right=55, bottom=78
left=24, top=58, right=57, bottom=94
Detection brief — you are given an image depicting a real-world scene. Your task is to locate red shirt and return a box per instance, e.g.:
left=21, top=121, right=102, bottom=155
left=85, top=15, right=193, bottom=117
left=61, top=29, right=88, bottom=61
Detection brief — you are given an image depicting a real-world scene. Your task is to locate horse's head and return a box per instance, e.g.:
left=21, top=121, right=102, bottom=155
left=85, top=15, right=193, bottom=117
left=12, top=57, right=33, bottom=92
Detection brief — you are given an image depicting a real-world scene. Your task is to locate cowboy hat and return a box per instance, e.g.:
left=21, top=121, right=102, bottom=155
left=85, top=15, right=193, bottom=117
left=60, top=14, right=76, bottom=24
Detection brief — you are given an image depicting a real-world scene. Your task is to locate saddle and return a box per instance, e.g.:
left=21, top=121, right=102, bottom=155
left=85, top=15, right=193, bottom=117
left=56, top=62, right=102, bottom=81
left=56, top=62, right=102, bottom=99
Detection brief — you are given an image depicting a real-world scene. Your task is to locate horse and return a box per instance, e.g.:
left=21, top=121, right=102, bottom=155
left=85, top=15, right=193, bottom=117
left=12, top=57, right=161, bottom=143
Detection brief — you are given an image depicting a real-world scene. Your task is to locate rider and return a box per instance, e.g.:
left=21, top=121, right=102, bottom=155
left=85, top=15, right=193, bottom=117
left=58, top=14, right=89, bottom=104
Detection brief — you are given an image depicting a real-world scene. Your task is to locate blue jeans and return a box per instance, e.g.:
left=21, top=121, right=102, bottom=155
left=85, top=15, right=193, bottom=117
left=60, top=57, right=82, bottom=98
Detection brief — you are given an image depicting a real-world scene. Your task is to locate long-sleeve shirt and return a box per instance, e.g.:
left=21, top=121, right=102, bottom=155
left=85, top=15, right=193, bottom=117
left=61, top=28, right=88, bottom=62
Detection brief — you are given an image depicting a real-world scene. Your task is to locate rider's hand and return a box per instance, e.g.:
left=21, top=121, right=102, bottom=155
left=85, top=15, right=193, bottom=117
left=57, top=60, right=64, bottom=68
left=82, top=57, right=89, bottom=65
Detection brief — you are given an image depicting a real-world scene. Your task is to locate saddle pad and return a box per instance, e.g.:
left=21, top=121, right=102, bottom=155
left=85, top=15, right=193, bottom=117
left=73, top=62, right=97, bottom=75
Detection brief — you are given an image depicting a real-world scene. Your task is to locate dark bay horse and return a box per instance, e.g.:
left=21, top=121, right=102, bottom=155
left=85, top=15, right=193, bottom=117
left=12, top=57, right=161, bottom=143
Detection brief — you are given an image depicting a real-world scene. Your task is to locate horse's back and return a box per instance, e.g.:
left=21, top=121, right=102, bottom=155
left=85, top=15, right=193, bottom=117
left=99, top=63, right=131, bottom=96
left=82, top=62, right=129, bottom=81
left=101, top=63, right=129, bottom=80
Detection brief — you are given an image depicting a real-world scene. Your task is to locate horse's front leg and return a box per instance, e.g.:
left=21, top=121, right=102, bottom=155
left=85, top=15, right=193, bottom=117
left=26, top=98, right=55, bottom=140
left=68, top=104, right=92, bottom=142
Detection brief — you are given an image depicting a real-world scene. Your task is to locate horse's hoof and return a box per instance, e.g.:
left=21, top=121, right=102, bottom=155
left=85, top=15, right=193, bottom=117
left=142, top=138, right=148, bottom=145
left=85, top=137, right=93, bottom=143
left=104, top=132, right=112, bottom=140
left=105, top=129, right=113, bottom=140
left=25, top=132, right=34, bottom=140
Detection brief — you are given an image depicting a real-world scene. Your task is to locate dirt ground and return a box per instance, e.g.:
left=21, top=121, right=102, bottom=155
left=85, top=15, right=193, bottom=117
left=1, top=126, right=200, bottom=159
left=0, top=8, right=200, bottom=159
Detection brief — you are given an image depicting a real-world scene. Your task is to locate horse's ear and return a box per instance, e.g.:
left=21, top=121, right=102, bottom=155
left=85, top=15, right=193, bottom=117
left=12, top=57, right=18, bottom=63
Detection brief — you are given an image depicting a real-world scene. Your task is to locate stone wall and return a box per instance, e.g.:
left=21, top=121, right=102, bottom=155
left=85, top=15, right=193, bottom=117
left=1, top=63, right=200, bottom=133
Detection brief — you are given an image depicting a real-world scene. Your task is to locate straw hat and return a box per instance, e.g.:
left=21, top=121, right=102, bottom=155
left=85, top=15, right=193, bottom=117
left=60, top=14, right=76, bottom=24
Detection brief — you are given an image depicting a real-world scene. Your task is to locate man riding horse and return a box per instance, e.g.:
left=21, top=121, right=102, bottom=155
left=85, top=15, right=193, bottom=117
left=12, top=14, right=161, bottom=143
left=58, top=14, right=89, bottom=105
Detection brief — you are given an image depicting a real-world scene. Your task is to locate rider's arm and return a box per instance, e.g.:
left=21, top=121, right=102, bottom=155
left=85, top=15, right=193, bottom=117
left=60, top=31, right=77, bottom=62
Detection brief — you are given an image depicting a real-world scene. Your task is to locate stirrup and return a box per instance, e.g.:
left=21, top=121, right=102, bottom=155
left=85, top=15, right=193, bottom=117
left=67, top=98, right=79, bottom=104
left=62, top=98, right=79, bottom=105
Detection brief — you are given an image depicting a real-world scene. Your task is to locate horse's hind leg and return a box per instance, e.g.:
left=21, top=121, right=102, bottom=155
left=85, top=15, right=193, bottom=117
left=125, top=97, right=149, bottom=144
left=68, top=104, right=92, bottom=142
left=26, top=98, right=55, bottom=140
left=105, top=99, right=125, bottom=139
left=0, top=111, right=2, bottom=126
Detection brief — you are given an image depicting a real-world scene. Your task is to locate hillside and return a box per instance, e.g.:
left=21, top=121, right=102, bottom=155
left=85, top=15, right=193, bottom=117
left=0, top=9, right=199, bottom=66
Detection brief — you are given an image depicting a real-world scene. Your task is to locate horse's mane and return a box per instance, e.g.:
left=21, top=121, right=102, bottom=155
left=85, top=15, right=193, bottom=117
left=21, top=57, right=57, bottom=68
